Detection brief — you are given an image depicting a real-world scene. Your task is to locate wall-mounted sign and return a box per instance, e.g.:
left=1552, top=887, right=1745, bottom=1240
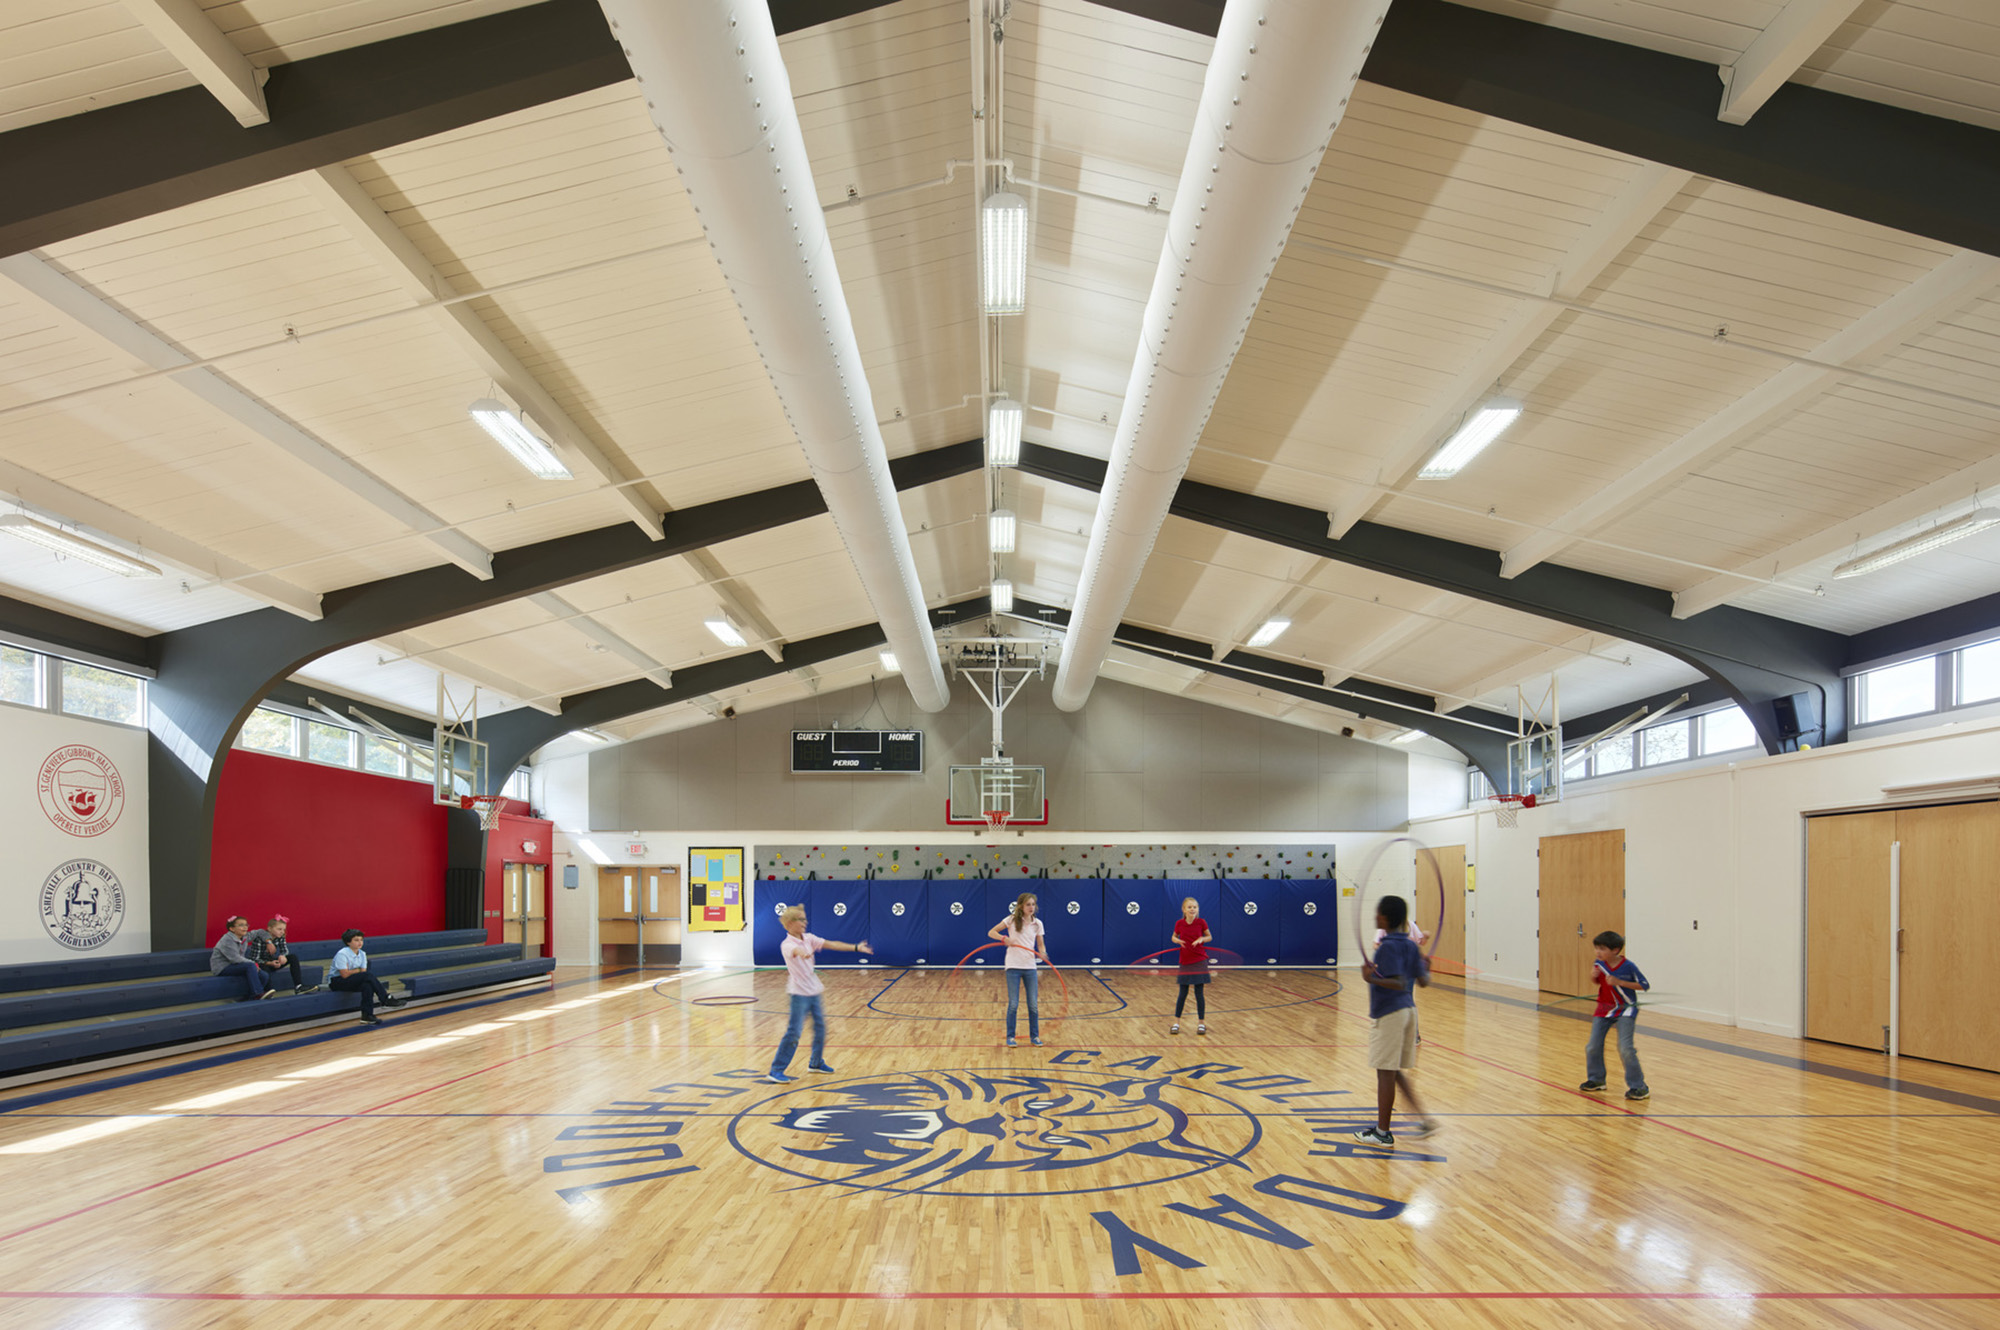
left=627, top=841, right=648, bottom=857
left=689, top=848, right=745, bottom=932
left=792, top=729, right=923, bottom=773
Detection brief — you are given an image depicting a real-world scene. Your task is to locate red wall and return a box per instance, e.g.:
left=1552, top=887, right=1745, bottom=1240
left=209, top=750, right=450, bottom=943
left=483, top=803, right=555, bottom=956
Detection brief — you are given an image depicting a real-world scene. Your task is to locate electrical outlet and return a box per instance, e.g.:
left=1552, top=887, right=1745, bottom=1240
left=1693, top=919, right=1699, bottom=929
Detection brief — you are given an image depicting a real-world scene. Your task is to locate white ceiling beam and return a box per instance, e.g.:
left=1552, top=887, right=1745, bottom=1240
left=1449, top=633, right=1609, bottom=709
left=302, top=166, right=664, bottom=541
left=1328, top=164, right=1692, bottom=538
left=1673, top=449, right=2000, bottom=618
left=528, top=591, right=675, bottom=689
left=119, top=0, right=267, bottom=127
left=1717, top=0, right=1866, bottom=126
left=1209, top=574, right=1314, bottom=665
left=681, top=548, right=787, bottom=663
left=0, top=456, right=321, bottom=619
left=1500, top=249, right=2000, bottom=579
left=0, top=251, right=494, bottom=580
left=377, top=632, right=561, bottom=716
left=1334, top=590, right=1460, bottom=674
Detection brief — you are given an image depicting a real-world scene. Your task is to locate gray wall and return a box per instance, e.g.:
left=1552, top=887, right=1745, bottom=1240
left=588, top=675, right=1410, bottom=832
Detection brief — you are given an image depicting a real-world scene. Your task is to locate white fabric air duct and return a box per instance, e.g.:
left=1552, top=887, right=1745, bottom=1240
left=1051, top=0, right=1392, bottom=711
left=598, top=0, right=950, bottom=711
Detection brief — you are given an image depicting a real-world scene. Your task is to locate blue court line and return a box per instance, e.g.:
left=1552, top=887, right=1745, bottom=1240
left=863, top=969, right=912, bottom=1015
left=0, top=971, right=596, bottom=1117
left=1432, top=978, right=2000, bottom=1117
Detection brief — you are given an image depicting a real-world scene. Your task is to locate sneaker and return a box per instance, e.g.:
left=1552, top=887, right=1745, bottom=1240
left=260, top=989, right=278, bottom=1000
left=1624, top=1088, right=1650, bottom=1102
left=1171, top=1022, right=1180, bottom=1035
left=361, top=1016, right=382, bottom=1026
left=1352, top=1126, right=1395, bottom=1147
left=1405, top=1119, right=1442, bottom=1140
left=385, top=997, right=408, bottom=1008
left=807, top=1062, right=836, bottom=1074
left=1032, top=1038, right=1043, bottom=1047
left=1197, top=1023, right=1206, bottom=1035
left=1006, top=1037, right=1017, bottom=1047
left=763, top=1072, right=795, bottom=1084
left=299, top=984, right=320, bottom=994
left=1578, top=1081, right=1608, bottom=1092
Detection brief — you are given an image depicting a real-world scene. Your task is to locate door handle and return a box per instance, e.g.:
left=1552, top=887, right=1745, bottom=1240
left=1576, top=923, right=1584, bottom=938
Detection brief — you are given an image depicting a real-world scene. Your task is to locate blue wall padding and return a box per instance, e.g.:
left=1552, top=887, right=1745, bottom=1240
left=868, top=879, right=929, bottom=968
left=1279, top=878, right=1340, bottom=966
left=807, top=880, right=872, bottom=967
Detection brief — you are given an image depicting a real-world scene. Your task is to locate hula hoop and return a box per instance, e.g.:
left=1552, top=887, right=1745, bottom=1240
left=691, top=994, right=757, bottom=1006
left=1349, top=836, right=1448, bottom=963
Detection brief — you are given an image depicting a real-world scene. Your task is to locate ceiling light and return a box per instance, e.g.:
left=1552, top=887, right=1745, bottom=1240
left=1419, top=399, right=1522, bottom=479
left=0, top=514, right=161, bottom=577
left=989, top=509, right=1017, bottom=554
left=1832, top=508, right=2000, bottom=579
left=1245, top=617, right=1290, bottom=648
left=879, top=651, right=899, bottom=673
left=1390, top=729, right=1427, bottom=744
left=576, top=729, right=612, bottom=745
left=980, top=191, right=1028, bottom=315
left=704, top=617, right=747, bottom=648
left=468, top=398, right=572, bottom=480
left=987, top=397, right=1023, bottom=466
left=990, top=578, right=1014, bottom=612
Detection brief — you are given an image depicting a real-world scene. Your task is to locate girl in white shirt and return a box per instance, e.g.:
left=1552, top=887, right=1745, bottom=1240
left=988, top=893, right=1050, bottom=1047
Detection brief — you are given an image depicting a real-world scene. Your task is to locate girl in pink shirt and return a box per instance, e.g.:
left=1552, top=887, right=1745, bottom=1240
left=987, top=893, right=1051, bottom=1047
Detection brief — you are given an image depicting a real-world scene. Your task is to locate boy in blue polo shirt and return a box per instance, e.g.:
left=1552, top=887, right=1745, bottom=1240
left=1352, top=895, right=1439, bottom=1148
left=1580, top=930, right=1651, bottom=1101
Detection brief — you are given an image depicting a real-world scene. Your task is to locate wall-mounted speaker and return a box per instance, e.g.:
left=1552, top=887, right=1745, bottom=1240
left=1773, top=692, right=1820, bottom=740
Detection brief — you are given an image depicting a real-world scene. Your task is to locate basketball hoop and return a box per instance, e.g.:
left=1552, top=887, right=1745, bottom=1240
left=982, top=809, right=1012, bottom=837
left=460, top=794, right=507, bottom=830
left=1492, top=793, right=1535, bottom=829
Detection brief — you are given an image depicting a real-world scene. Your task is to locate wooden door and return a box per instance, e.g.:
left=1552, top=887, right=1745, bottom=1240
left=597, top=866, right=683, bottom=964
left=1896, top=802, right=2000, bottom=1072
left=1805, top=811, right=1893, bottom=1052
left=505, top=864, right=546, bottom=956
left=1421, top=845, right=1467, bottom=972
left=1538, top=831, right=1623, bottom=997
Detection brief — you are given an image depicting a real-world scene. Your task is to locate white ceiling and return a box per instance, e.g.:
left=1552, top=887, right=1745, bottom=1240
left=2, top=0, right=1997, bottom=766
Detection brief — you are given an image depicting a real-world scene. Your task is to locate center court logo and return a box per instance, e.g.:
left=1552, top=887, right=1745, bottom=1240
left=37, top=745, right=126, bottom=837
left=40, top=859, right=126, bottom=950
left=728, top=1069, right=1259, bottom=1197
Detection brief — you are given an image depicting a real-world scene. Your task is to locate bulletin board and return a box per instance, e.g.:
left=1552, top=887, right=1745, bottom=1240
left=688, top=847, right=745, bottom=932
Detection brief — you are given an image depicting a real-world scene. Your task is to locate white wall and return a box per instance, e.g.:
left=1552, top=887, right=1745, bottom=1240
left=2, top=705, right=150, bottom=963
left=1413, top=712, right=2000, bottom=1037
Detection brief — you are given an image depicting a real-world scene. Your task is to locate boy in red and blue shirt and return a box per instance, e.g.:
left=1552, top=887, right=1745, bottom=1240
left=1580, top=930, right=1650, bottom=1102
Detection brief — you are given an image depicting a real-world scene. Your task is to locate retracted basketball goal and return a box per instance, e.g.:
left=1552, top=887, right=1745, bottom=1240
left=942, top=633, right=1054, bottom=833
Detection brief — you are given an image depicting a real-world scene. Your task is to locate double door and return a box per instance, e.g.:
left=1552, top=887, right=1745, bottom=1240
left=598, top=866, right=682, bottom=967
left=502, top=863, right=547, bottom=958
left=1807, top=802, right=2000, bottom=1072
left=1538, top=830, right=1624, bottom=998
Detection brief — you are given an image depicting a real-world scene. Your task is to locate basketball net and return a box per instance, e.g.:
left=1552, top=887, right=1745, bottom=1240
left=1493, top=794, right=1526, bottom=829
left=983, top=809, right=1012, bottom=836
left=462, top=794, right=507, bottom=831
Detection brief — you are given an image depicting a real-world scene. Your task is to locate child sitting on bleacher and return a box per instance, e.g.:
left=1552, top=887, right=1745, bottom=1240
left=245, top=916, right=316, bottom=994
left=328, top=929, right=404, bottom=1025
left=210, top=917, right=274, bottom=1001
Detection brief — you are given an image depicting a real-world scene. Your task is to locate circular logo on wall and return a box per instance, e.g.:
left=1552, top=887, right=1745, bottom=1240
left=729, top=1068, right=1259, bottom=1198
left=1244, top=901, right=1259, bottom=915
left=1125, top=901, right=1140, bottom=915
left=37, top=746, right=126, bottom=837
left=832, top=902, right=848, bottom=917
left=40, top=860, right=125, bottom=951
left=891, top=902, right=906, bottom=917
left=1302, top=901, right=1318, bottom=916
left=1066, top=900, right=1080, bottom=914
left=949, top=902, right=964, bottom=916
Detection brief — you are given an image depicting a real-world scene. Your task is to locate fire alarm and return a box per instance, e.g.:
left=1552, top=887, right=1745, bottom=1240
left=523, top=840, right=539, bottom=854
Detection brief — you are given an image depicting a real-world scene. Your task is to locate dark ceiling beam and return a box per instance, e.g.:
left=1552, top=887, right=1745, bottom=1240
left=1092, top=0, right=2000, bottom=258
left=480, top=596, right=996, bottom=778
left=0, top=591, right=153, bottom=672
left=1845, top=589, right=2000, bottom=670
left=0, top=0, right=901, bottom=259
left=1019, top=440, right=1846, bottom=758
left=142, top=437, right=980, bottom=949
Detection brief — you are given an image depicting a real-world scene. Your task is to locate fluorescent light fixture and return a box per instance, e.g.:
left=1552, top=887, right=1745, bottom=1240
left=574, top=729, right=613, bottom=745
left=468, top=398, right=572, bottom=480
left=980, top=191, right=1028, bottom=315
left=990, top=578, right=1015, bottom=612
left=1390, top=729, right=1428, bottom=744
left=989, top=509, right=1017, bottom=554
left=0, top=514, right=161, bottom=577
left=704, top=616, right=748, bottom=649
left=1419, top=398, right=1522, bottom=479
left=1246, top=617, right=1290, bottom=648
left=879, top=650, right=899, bottom=673
left=986, top=397, right=1023, bottom=466
left=1833, top=508, right=2000, bottom=579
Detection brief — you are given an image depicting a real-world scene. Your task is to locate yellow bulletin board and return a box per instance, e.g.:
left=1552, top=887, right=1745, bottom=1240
left=688, top=848, right=745, bottom=932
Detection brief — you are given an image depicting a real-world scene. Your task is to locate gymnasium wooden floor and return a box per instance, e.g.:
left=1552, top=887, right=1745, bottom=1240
left=0, top=964, right=1996, bottom=1328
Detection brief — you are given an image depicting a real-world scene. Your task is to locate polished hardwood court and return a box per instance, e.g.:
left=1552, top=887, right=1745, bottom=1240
left=0, top=964, right=1996, bottom=1329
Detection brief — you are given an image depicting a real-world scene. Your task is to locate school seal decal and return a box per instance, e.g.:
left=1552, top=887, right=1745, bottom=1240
left=40, top=859, right=126, bottom=951
left=729, top=1068, right=1259, bottom=1197
left=37, top=745, right=126, bottom=837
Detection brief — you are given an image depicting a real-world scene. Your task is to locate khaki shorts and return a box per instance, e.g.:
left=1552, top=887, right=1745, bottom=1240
left=1367, top=1006, right=1418, bottom=1070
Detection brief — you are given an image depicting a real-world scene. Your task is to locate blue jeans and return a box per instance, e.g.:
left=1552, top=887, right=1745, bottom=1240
left=1006, top=969, right=1039, bottom=1040
left=771, top=994, right=827, bottom=1075
left=217, top=961, right=266, bottom=999
left=1586, top=1013, right=1647, bottom=1093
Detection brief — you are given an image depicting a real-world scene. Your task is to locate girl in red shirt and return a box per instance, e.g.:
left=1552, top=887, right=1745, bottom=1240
left=1171, top=896, right=1212, bottom=1035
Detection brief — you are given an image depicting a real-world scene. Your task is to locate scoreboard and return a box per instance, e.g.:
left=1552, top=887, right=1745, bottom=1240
left=792, top=729, right=924, bottom=773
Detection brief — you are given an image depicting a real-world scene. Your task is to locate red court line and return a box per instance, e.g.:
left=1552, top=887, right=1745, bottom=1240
left=0, top=997, right=680, bottom=1248
left=0, top=1291, right=1995, bottom=1303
